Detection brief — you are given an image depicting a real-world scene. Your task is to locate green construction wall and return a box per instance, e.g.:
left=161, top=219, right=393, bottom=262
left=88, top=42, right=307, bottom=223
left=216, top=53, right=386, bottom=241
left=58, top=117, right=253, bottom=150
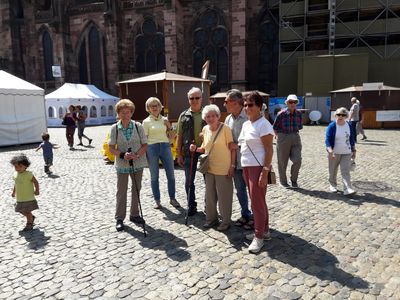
left=278, top=64, right=298, bottom=96
left=334, top=54, right=369, bottom=90
left=369, top=59, right=400, bottom=87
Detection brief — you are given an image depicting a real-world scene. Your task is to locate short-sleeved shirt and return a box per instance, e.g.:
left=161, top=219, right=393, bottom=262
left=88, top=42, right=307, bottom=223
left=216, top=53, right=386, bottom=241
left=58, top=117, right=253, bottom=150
left=225, top=108, right=248, bottom=169
left=273, top=109, right=303, bottom=134
left=176, top=109, right=203, bottom=147
left=142, top=114, right=169, bottom=144
left=239, top=117, right=274, bottom=167
left=201, top=124, right=233, bottom=175
left=350, top=103, right=360, bottom=121
left=13, top=171, right=35, bottom=202
left=39, top=141, right=53, bottom=158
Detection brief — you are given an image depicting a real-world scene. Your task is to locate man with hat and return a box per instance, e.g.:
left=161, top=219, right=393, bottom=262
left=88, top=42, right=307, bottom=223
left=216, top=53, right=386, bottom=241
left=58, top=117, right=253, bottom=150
left=348, top=97, right=360, bottom=143
left=273, top=94, right=303, bottom=188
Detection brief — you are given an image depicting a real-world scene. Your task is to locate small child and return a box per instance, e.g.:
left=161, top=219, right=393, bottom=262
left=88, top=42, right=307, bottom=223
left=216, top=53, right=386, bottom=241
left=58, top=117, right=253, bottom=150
left=35, top=132, right=59, bottom=174
left=10, top=154, right=40, bottom=231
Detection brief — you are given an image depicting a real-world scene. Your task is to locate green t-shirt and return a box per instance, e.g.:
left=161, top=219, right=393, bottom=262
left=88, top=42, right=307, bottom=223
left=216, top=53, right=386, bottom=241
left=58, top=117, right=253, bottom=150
left=13, top=171, right=35, bottom=202
left=177, top=109, right=203, bottom=147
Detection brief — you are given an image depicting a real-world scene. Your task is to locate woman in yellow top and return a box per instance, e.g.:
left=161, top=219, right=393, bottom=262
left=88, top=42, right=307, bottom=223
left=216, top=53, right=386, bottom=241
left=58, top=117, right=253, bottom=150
left=142, top=97, right=180, bottom=209
left=190, top=104, right=235, bottom=231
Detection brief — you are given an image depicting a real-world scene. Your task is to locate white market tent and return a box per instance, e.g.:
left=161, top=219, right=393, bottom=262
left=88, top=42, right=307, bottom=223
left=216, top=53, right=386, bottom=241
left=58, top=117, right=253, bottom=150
left=0, top=70, right=47, bottom=146
left=45, top=83, right=119, bottom=127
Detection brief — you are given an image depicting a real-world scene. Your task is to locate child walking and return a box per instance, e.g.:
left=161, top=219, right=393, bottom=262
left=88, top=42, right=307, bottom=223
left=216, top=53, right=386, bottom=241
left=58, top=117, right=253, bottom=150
left=10, top=154, right=40, bottom=231
left=35, top=132, right=59, bottom=174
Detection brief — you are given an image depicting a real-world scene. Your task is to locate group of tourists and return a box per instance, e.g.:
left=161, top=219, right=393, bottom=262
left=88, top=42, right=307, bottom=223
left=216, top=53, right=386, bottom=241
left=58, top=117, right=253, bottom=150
left=62, top=105, right=93, bottom=150
left=9, top=87, right=362, bottom=254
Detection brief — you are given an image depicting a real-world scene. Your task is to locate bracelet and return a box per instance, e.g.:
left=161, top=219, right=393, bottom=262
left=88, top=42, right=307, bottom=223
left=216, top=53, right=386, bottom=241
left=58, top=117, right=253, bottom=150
left=119, top=152, right=126, bottom=159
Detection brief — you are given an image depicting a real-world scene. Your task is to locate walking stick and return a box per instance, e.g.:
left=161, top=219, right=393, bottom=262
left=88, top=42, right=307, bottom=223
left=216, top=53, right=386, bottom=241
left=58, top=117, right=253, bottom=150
left=185, top=149, right=195, bottom=226
left=128, top=148, right=147, bottom=237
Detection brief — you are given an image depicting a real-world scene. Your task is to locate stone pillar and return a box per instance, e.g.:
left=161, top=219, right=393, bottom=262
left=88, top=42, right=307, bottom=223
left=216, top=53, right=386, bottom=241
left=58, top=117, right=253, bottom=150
left=163, top=0, right=180, bottom=73
left=230, top=0, right=247, bottom=91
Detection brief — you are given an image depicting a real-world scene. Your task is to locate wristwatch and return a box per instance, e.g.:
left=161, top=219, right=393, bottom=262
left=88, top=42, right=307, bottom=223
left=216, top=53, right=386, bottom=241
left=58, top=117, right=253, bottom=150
left=262, top=166, right=270, bottom=171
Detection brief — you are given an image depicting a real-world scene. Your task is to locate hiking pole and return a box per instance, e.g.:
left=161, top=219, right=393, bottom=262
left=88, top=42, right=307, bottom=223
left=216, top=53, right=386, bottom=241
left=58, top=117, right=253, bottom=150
left=185, top=149, right=195, bottom=226
left=128, top=148, right=147, bottom=237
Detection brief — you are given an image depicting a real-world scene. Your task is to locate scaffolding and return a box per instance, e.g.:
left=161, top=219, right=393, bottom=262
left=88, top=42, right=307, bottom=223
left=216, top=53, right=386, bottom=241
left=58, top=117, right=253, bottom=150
left=275, top=0, right=400, bottom=65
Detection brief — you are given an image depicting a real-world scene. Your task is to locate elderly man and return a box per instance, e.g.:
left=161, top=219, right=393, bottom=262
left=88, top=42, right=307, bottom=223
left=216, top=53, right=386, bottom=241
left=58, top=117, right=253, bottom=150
left=176, top=87, right=206, bottom=216
left=224, top=89, right=253, bottom=228
left=348, top=97, right=360, bottom=143
left=273, top=94, right=303, bottom=188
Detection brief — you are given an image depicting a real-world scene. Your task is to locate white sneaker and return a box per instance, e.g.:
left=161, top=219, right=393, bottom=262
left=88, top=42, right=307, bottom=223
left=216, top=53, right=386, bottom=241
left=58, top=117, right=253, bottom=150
left=246, top=231, right=271, bottom=241
left=248, top=237, right=264, bottom=254
left=329, top=185, right=338, bottom=192
left=343, top=188, right=356, bottom=195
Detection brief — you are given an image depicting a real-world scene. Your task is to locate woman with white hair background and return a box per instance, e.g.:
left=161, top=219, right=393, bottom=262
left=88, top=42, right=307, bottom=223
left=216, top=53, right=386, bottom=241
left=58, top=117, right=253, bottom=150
left=325, top=107, right=357, bottom=195
left=189, top=104, right=235, bottom=231
left=142, top=97, right=180, bottom=209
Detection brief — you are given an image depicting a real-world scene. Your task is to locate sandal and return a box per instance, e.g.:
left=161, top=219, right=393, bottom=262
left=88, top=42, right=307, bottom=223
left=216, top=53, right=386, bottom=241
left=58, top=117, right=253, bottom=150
left=22, top=222, right=33, bottom=231
left=234, top=217, right=248, bottom=227
left=243, top=219, right=254, bottom=230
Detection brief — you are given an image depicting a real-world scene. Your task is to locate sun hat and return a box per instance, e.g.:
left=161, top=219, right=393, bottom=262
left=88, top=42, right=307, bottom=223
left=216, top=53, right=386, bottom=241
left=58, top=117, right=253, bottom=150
left=285, top=94, right=299, bottom=105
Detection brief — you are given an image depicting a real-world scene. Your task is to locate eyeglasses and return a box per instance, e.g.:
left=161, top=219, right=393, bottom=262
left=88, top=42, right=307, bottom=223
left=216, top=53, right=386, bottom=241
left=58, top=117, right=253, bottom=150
left=336, top=114, right=347, bottom=117
left=287, top=101, right=297, bottom=104
left=244, top=103, right=254, bottom=108
left=189, top=97, right=201, bottom=101
left=149, top=105, right=159, bottom=108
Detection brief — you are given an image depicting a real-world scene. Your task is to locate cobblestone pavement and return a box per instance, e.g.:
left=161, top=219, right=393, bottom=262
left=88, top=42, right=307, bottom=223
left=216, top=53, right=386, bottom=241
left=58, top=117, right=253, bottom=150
left=0, top=125, right=399, bottom=300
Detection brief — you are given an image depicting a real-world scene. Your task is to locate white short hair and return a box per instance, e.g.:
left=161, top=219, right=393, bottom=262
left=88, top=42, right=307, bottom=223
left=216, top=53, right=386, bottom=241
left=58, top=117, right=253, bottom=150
left=202, top=104, right=220, bottom=120
left=187, top=87, right=202, bottom=97
left=145, top=97, right=163, bottom=113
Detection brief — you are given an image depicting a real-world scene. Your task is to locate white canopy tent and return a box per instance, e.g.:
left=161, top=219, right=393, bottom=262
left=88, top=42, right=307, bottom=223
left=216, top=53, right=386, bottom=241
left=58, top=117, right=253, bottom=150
left=45, top=83, right=118, bottom=127
left=0, top=70, right=47, bottom=147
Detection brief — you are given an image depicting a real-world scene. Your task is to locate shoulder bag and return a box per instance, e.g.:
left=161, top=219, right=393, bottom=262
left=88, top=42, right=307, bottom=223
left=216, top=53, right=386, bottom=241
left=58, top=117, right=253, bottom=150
left=198, top=124, right=224, bottom=174
left=245, top=141, right=276, bottom=185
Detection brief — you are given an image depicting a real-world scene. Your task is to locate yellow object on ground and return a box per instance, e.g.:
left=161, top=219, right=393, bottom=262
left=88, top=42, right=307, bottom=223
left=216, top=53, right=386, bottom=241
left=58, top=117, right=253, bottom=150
left=100, top=132, right=115, bottom=162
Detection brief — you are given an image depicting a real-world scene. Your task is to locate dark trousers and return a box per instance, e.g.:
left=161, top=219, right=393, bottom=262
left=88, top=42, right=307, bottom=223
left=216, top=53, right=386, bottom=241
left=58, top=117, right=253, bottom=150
left=184, top=152, right=200, bottom=210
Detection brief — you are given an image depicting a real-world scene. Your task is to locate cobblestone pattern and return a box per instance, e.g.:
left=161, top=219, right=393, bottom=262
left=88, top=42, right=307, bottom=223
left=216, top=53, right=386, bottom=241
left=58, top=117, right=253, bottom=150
left=0, top=126, right=399, bottom=299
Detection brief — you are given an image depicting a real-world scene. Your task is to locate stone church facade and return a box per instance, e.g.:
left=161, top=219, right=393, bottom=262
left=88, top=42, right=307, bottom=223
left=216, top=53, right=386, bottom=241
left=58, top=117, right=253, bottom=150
left=0, top=0, right=278, bottom=96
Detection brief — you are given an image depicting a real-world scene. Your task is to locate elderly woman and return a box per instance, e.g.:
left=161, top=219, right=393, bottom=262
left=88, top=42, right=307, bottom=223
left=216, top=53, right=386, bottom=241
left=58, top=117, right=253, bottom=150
left=325, top=107, right=356, bottom=195
left=109, top=99, right=148, bottom=232
left=238, top=92, right=274, bottom=254
left=142, top=97, right=180, bottom=209
left=63, top=105, right=77, bottom=150
left=190, top=104, right=235, bottom=231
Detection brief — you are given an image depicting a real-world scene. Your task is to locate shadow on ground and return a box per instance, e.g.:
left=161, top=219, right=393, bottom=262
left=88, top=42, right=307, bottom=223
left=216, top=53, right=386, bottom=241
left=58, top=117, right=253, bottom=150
left=265, top=229, right=369, bottom=290
left=125, top=224, right=191, bottom=262
left=19, top=228, right=50, bottom=250
left=294, top=188, right=400, bottom=207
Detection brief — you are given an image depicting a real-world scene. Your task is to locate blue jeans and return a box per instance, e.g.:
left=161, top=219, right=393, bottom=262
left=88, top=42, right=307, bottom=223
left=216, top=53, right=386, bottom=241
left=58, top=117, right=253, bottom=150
left=234, top=169, right=252, bottom=220
left=350, top=121, right=358, bottom=142
left=184, top=152, right=200, bottom=210
left=147, top=143, right=176, bottom=202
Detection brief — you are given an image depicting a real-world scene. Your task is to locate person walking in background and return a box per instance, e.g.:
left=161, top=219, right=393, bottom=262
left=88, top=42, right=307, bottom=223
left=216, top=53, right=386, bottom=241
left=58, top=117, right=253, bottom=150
left=35, top=132, right=59, bottom=174
left=273, top=94, right=303, bottom=189
left=108, top=99, right=148, bottom=232
left=176, top=87, right=206, bottom=216
left=10, top=154, right=40, bottom=232
left=190, top=104, right=235, bottom=231
left=142, top=97, right=180, bottom=209
left=63, top=105, right=77, bottom=150
left=76, top=105, right=93, bottom=146
left=238, top=92, right=274, bottom=254
left=356, top=99, right=367, bottom=140
left=348, top=97, right=360, bottom=143
left=224, top=89, right=253, bottom=230
left=325, top=107, right=357, bottom=195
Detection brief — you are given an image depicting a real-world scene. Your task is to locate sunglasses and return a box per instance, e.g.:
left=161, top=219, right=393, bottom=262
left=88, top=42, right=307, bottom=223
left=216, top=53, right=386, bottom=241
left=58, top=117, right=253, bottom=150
left=336, top=114, right=347, bottom=117
left=189, top=97, right=201, bottom=100
left=287, top=101, right=297, bottom=104
left=244, top=103, right=254, bottom=108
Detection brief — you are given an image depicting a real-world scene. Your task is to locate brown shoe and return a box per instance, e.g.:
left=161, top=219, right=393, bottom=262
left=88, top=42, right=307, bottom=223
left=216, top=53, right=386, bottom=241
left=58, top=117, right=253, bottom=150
left=169, top=199, right=181, bottom=208
left=217, top=223, right=230, bottom=231
left=154, top=202, right=162, bottom=209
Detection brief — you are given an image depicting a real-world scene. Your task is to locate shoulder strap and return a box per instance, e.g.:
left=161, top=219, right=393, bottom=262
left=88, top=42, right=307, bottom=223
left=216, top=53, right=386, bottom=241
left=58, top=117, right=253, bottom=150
left=208, top=123, right=224, bottom=155
left=134, top=121, right=142, bottom=144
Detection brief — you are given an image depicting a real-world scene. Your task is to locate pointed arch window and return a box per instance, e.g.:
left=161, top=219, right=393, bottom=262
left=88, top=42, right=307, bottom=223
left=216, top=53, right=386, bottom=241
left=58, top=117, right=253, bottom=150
left=135, top=19, right=166, bottom=73
left=78, top=25, right=106, bottom=89
left=42, top=31, right=54, bottom=81
left=193, top=10, right=229, bottom=93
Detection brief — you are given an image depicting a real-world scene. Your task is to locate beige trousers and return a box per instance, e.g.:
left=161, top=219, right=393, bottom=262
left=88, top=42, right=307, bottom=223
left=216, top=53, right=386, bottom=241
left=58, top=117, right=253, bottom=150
left=205, top=173, right=233, bottom=225
left=328, top=153, right=353, bottom=191
left=115, top=170, right=143, bottom=220
left=277, top=132, right=302, bottom=184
